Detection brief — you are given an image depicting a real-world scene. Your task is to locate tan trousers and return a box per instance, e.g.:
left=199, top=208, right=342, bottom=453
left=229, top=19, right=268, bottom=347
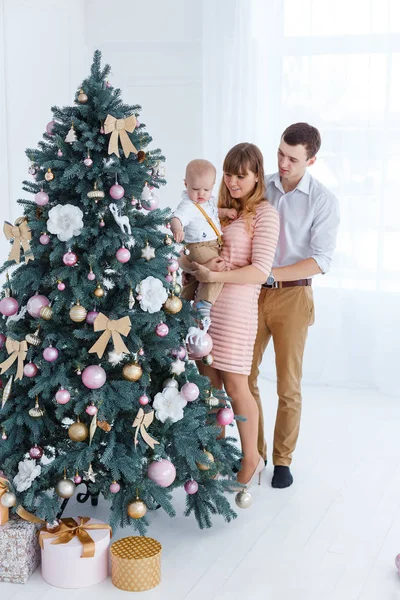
left=180, top=240, right=224, bottom=304
left=248, top=286, right=315, bottom=466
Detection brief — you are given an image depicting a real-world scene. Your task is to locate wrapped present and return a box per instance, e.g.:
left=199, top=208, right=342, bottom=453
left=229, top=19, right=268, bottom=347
left=0, top=476, right=10, bottom=525
left=39, top=516, right=111, bottom=588
left=111, top=536, right=162, bottom=591
left=0, top=516, right=41, bottom=583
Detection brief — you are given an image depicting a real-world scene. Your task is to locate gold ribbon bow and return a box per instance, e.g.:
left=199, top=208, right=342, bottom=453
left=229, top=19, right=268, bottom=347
left=17, top=507, right=112, bottom=559
left=104, top=114, right=138, bottom=158
left=0, top=477, right=10, bottom=524
left=0, top=338, right=28, bottom=381
left=88, top=313, right=131, bottom=359
left=132, top=408, right=159, bottom=449
left=3, top=220, right=34, bottom=264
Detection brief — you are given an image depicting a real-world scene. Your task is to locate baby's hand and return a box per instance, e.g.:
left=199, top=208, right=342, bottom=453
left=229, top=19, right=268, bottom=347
left=173, top=230, right=185, bottom=243
left=225, top=209, right=238, bottom=220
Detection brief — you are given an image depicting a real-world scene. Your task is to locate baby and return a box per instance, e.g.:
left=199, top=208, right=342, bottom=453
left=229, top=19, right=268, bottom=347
left=170, top=159, right=237, bottom=320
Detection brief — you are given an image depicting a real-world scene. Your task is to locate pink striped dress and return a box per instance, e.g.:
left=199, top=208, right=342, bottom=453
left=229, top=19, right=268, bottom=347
left=201, top=201, right=279, bottom=375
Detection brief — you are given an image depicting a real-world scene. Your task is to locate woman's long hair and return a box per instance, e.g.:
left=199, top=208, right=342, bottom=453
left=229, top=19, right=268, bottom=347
left=219, top=143, right=266, bottom=232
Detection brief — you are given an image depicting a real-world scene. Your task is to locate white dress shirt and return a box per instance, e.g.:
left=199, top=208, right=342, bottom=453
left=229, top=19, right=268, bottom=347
left=265, top=171, right=340, bottom=274
left=172, top=191, right=222, bottom=243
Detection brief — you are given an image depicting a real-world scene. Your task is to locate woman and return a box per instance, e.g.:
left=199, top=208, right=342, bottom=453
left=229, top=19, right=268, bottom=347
left=185, top=143, right=280, bottom=486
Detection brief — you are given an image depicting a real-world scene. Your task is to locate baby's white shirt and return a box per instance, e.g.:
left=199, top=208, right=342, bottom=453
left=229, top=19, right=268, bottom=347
left=172, top=191, right=222, bottom=243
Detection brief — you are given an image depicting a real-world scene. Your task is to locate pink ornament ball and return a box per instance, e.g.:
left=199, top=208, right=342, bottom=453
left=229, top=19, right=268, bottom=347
left=171, top=346, right=186, bottom=360
left=84, top=157, right=93, bottom=167
left=0, top=297, right=19, bottom=317
left=85, top=404, right=98, bottom=416
left=135, top=119, right=140, bottom=128
left=27, top=294, right=49, bottom=318
left=43, top=346, right=59, bottom=362
left=167, top=259, right=179, bottom=273
left=217, top=407, right=235, bottom=426
left=155, top=322, right=169, bottom=337
left=29, top=445, right=43, bottom=459
left=110, top=482, right=120, bottom=493
left=82, top=365, right=106, bottom=389
left=99, top=127, right=105, bottom=134
left=139, top=395, right=149, bottom=406
left=165, top=274, right=173, bottom=283
left=136, top=294, right=143, bottom=301
left=184, top=480, right=199, bottom=495
left=23, top=362, right=38, bottom=378
left=46, top=120, right=55, bottom=135
left=109, top=184, right=125, bottom=200
left=181, top=382, right=200, bottom=402
left=57, top=282, right=66, bottom=291
left=34, top=191, right=49, bottom=206
left=87, top=271, right=96, bottom=281
left=86, top=310, right=99, bottom=325
left=187, top=333, right=213, bottom=358
left=40, top=234, right=50, bottom=245
left=63, top=251, right=78, bottom=266
left=138, top=347, right=145, bottom=356
left=116, top=247, right=131, bottom=263
left=55, top=388, right=70, bottom=404
left=147, top=459, right=176, bottom=488
left=57, top=149, right=63, bottom=157
left=0, top=333, right=6, bottom=348
left=74, top=474, right=82, bottom=484
left=142, top=195, right=159, bottom=212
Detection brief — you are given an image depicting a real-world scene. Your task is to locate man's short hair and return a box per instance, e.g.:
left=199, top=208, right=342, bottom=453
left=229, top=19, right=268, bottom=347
left=282, top=123, right=321, bottom=159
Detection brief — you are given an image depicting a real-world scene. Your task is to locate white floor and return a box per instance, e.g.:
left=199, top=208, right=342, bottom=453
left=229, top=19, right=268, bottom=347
left=2, top=379, right=400, bottom=600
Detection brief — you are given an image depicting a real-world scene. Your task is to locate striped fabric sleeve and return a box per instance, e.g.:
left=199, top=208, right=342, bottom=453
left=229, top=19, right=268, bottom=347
left=251, top=202, right=280, bottom=275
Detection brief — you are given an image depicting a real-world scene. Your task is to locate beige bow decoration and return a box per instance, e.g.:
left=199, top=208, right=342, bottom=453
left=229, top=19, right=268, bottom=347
left=88, top=313, right=131, bottom=359
left=0, top=338, right=28, bottom=381
left=3, top=220, right=34, bottom=264
left=132, top=408, right=159, bottom=449
left=104, top=114, right=138, bottom=158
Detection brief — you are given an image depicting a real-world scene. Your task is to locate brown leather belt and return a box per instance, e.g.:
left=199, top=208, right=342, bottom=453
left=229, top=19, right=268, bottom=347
left=262, top=278, right=312, bottom=289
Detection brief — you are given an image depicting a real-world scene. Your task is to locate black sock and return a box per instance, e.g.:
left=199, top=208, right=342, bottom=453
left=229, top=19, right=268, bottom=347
left=271, top=466, right=293, bottom=489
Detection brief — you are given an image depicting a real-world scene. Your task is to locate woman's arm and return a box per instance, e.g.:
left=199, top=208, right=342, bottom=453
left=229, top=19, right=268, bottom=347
left=192, top=263, right=266, bottom=284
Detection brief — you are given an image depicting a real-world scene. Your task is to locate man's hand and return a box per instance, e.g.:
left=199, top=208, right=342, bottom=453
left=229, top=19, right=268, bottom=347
left=173, top=230, right=184, bottom=243
left=192, top=262, right=213, bottom=282
left=204, top=257, right=226, bottom=272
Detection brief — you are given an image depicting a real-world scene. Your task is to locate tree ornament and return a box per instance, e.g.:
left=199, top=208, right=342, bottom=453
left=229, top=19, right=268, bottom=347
left=55, top=388, right=70, bottom=404
left=77, top=89, right=88, bottom=103
left=47, top=204, right=84, bottom=241
left=104, top=113, right=137, bottom=158
left=181, top=382, right=199, bottom=402
left=184, top=480, right=199, bottom=495
left=163, top=294, right=182, bottom=315
left=217, top=407, right=235, bottom=426
left=235, top=489, right=253, bottom=509
left=141, top=242, right=155, bottom=261
left=99, top=217, right=105, bottom=226
left=85, top=403, right=98, bottom=416
left=83, top=463, right=97, bottom=483
left=173, top=283, right=182, bottom=295
left=55, top=474, right=76, bottom=499
left=138, top=347, right=145, bottom=356
left=87, top=182, right=105, bottom=201
left=116, top=247, right=131, bottom=263
left=57, top=280, right=66, bottom=291
left=29, top=444, right=43, bottom=459
left=1, top=491, right=16, bottom=508
left=202, top=353, right=214, bottom=365
left=170, top=358, right=185, bottom=376
left=186, top=321, right=213, bottom=358
left=86, top=310, right=99, bottom=325
left=109, top=203, right=131, bottom=235
left=44, top=168, right=54, bottom=182
left=128, top=288, right=135, bottom=309
left=137, top=150, right=146, bottom=163
left=147, top=459, right=176, bottom=488
left=84, top=154, right=93, bottom=167
left=109, top=183, right=125, bottom=200
left=27, top=294, right=49, bottom=318
left=28, top=164, right=38, bottom=175
left=23, top=362, right=38, bottom=378
left=39, top=305, right=52, bottom=320
left=153, top=387, right=187, bottom=423
left=39, top=233, right=50, bottom=245
left=34, top=190, right=49, bottom=206
left=171, top=346, right=186, bottom=360
left=164, top=235, right=173, bottom=246
left=68, top=418, right=88, bottom=442
left=155, top=322, right=169, bottom=337
left=57, top=148, right=63, bottom=157
left=139, top=394, right=149, bottom=406
left=0, top=295, right=18, bottom=317
left=46, top=121, right=55, bottom=135
left=43, top=346, right=59, bottom=362
left=1, top=428, right=7, bottom=440
left=136, top=276, right=168, bottom=313
left=127, top=497, right=147, bottom=519
left=97, top=419, right=111, bottom=432
left=46, top=520, right=61, bottom=533
left=28, top=396, right=44, bottom=418
left=167, top=258, right=179, bottom=273
left=82, top=365, right=106, bottom=389
left=196, top=450, right=215, bottom=471
left=65, top=123, right=77, bottom=143
left=87, top=266, right=96, bottom=281
left=0, top=332, right=5, bottom=348
left=141, top=183, right=159, bottom=211
left=69, top=301, right=87, bottom=323
left=163, top=377, right=178, bottom=389
left=110, top=481, right=120, bottom=493
left=122, top=361, right=142, bottom=382
left=94, top=284, right=105, bottom=298
left=183, top=245, right=190, bottom=256
left=13, top=458, right=41, bottom=491
left=25, top=328, right=41, bottom=346
left=74, top=472, right=82, bottom=484
left=63, top=251, right=78, bottom=266
left=205, top=391, right=219, bottom=408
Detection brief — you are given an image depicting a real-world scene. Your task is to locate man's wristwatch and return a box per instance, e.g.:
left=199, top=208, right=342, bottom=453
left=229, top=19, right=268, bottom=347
left=266, top=272, right=275, bottom=286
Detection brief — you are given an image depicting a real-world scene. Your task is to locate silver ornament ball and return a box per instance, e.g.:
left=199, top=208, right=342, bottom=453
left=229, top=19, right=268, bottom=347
left=163, top=378, right=179, bottom=389
left=55, top=478, right=76, bottom=499
left=235, top=489, right=253, bottom=509
left=0, top=491, right=17, bottom=508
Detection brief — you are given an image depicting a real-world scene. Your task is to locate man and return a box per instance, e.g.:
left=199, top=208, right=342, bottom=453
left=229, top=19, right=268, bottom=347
left=249, top=122, right=340, bottom=489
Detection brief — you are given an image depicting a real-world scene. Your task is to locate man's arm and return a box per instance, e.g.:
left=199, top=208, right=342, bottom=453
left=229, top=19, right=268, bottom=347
left=272, top=258, right=322, bottom=282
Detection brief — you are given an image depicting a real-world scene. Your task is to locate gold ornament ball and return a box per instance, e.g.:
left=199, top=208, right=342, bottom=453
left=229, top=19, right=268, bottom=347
left=68, top=420, right=89, bottom=442
left=235, top=489, right=253, bottom=509
left=93, top=285, right=104, bottom=298
left=127, top=499, right=147, bottom=519
left=205, top=393, right=219, bottom=408
left=202, top=353, right=213, bottom=366
left=25, top=329, right=41, bottom=346
left=44, top=168, right=54, bottom=182
left=78, top=89, right=88, bottom=103
left=46, top=520, right=61, bottom=533
left=0, top=491, right=17, bottom=508
left=122, top=362, right=143, bottom=382
left=39, top=305, right=52, bottom=321
left=163, top=295, right=182, bottom=315
left=196, top=450, right=215, bottom=471
left=164, top=235, right=173, bottom=246
left=173, top=283, right=182, bottom=295
left=69, top=303, right=87, bottom=323
left=55, top=478, right=76, bottom=499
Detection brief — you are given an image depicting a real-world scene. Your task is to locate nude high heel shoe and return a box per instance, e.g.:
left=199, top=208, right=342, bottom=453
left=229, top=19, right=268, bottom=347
left=239, top=456, right=265, bottom=489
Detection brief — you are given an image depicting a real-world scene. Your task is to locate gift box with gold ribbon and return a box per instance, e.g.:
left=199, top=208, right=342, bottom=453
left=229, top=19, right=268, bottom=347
left=111, top=535, right=162, bottom=591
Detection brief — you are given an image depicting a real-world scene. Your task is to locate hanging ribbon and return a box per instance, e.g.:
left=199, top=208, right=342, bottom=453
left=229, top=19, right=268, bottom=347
left=0, top=476, right=10, bottom=524
left=88, top=313, right=131, bottom=359
left=104, top=114, right=138, bottom=158
left=3, top=220, right=34, bottom=264
left=16, top=507, right=112, bottom=559
left=132, top=408, right=159, bottom=449
left=0, top=338, right=28, bottom=381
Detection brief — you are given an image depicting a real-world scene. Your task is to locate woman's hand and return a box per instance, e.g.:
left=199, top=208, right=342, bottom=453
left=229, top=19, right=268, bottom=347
left=204, top=257, right=226, bottom=272
left=192, top=262, right=214, bottom=282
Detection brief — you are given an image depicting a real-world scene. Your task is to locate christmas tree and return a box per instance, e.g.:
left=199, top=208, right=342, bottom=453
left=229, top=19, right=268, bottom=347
left=0, top=50, right=240, bottom=533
